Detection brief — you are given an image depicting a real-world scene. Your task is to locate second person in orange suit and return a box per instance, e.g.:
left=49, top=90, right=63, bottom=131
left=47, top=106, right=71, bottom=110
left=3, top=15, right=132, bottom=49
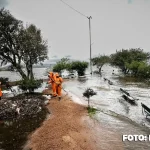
left=55, top=73, right=63, bottom=100
left=0, top=82, right=2, bottom=100
left=48, top=72, right=57, bottom=97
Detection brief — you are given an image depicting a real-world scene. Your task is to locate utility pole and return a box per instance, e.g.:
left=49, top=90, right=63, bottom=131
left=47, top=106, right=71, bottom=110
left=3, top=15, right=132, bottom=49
left=87, top=16, right=92, bottom=75
left=59, top=0, right=93, bottom=74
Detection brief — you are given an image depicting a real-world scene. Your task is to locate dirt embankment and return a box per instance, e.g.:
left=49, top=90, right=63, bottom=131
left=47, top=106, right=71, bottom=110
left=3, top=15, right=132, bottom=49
left=24, top=94, right=124, bottom=150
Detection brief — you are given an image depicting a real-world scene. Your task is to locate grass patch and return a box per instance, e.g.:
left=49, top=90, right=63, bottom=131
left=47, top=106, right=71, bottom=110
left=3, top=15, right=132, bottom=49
left=87, top=106, right=97, bottom=116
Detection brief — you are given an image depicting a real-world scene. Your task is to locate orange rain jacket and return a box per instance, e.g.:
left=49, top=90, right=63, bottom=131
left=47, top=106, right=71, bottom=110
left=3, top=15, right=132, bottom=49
left=0, top=84, right=2, bottom=97
left=48, top=72, right=57, bottom=96
left=55, top=73, right=63, bottom=97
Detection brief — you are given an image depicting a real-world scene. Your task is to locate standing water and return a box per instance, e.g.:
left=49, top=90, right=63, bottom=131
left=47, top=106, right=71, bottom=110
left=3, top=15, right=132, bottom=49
left=63, top=65, right=150, bottom=127
left=63, top=65, right=150, bottom=149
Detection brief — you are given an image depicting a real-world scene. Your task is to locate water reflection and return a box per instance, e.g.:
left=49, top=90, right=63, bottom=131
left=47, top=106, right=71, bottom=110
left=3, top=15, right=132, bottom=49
left=77, top=77, right=88, bottom=83
left=118, top=98, right=130, bottom=114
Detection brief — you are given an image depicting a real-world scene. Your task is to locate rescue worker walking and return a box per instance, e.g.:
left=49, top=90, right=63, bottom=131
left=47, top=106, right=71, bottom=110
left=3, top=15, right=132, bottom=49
left=48, top=72, right=57, bottom=97
left=0, top=82, right=2, bottom=100
left=55, top=73, right=63, bottom=100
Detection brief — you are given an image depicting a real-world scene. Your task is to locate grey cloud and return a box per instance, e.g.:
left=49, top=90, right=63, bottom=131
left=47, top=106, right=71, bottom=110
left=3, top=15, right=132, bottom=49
left=0, top=0, right=8, bottom=8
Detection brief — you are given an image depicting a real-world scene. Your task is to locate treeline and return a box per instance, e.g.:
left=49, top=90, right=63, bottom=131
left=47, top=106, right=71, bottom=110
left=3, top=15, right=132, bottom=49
left=53, top=58, right=88, bottom=76
left=92, top=48, right=150, bottom=79
left=53, top=48, right=150, bottom=79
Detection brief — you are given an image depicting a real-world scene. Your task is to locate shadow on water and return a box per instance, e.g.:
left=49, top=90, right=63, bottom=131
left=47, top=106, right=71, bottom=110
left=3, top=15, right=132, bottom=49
left=0, top=108, right=48, bottom=150
left=118, top=98, right=130, bottom=114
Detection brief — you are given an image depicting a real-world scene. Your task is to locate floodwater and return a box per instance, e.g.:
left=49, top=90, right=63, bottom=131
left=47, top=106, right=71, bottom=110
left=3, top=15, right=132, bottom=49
left=0, top=68, right=48, bottom=81
left=63, top=65, right=150, bottom=127
left=63, top=65, right=150, bottom=150
left=1, top=65, right=150, bottom=149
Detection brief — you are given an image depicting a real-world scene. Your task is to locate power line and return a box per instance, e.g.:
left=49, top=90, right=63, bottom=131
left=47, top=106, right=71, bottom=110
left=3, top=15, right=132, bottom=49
left=59, top=0, right=93, bottom=74
left=60, top=0, right=88, bottom=18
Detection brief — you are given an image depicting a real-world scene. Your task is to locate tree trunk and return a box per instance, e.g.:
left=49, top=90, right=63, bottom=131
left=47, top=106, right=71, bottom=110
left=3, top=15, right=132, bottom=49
left=98, top=66, right=102, bottom=76
left=98, top=67, right=101, bottom=73
left=88, top=98, right=90, bottom=107
left=15, top=65, right=27, bottom=79
left=30, top=65, right=34, bottom=80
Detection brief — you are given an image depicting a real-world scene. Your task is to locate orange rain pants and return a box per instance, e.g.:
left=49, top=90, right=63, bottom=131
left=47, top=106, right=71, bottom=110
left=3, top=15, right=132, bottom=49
left=55, top=76, right=63, bottom=97
left=48, top=72, right=57, bottom=96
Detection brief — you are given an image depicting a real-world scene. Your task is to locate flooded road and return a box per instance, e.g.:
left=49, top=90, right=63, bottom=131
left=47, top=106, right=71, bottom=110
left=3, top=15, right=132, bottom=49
left=62, top=65, right=150, bottom=149
left=63, top=65, right=150, bottom=127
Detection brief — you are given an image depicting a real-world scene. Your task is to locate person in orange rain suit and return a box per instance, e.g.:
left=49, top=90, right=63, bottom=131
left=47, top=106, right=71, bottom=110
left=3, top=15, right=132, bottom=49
left=55, top=73, right=63, bottom=100
left=48, top=72, right=57, bottom=97
left=0, top=82, right=2, bottom=100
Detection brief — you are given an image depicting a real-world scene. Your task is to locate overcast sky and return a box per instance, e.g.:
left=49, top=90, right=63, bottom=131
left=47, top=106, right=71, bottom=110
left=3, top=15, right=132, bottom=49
left=2, top=0, right=150, bottom=60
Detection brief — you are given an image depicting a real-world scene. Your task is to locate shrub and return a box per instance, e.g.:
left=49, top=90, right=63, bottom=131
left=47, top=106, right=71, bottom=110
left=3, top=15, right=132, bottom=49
left=19, top=78, right=42, bottom=93
left=83, top=88, right=97, bottom=107
left=0, top=77, right=9, bottom=85
left=87, top=107, right=97, bottom=116
left=71, top=61, right=88, bottom=76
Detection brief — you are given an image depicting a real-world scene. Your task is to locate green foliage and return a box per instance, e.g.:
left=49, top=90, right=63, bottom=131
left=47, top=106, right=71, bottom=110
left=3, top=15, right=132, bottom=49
left=0, top=77, right=9, bottom=85
left=53, top=58, right=71, bottom=73
left=0, top=8, right=23, bottom=66
left=53, top=58, right=88, bottom=76
left=21, top=24, right=48, bottom=65
left=110, top=48, right=150, bottom=74
left=83, top=88, right=97, bottom=99
left=138, top=64, right=150, bottom=78
left=71, top=61, right=88, bottom=76
left=125, top=61, right=150, bottom=78
left=87, top=107, right=97, bottom=116
left=91, top=55, right=110, bottom=73
left=126, top=61, right=141, bottom=76
left=19, top=78, right=42, bottom=93
left=0, top=8, right=48, bottom=91
left=83, top=88, right=97, bottom=107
